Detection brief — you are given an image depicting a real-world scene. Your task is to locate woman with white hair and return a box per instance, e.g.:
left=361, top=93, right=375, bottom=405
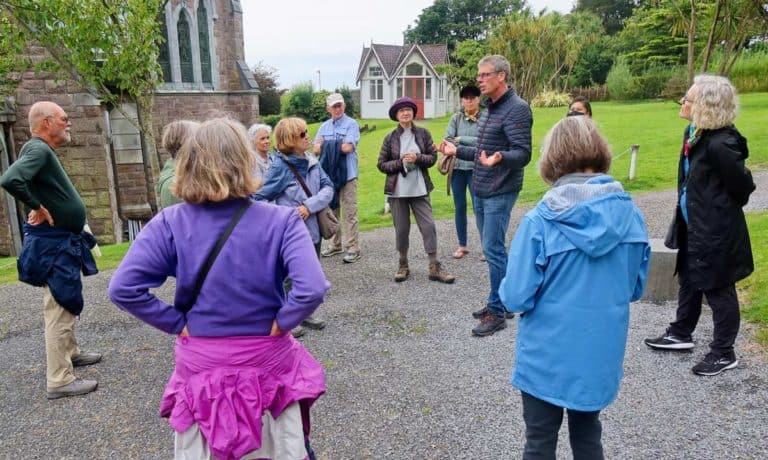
left=247, top=123, right=273, bottom=180
left=645, top=75, right=755, bottom=376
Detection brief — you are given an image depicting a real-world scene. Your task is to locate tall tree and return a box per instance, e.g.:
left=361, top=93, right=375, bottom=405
left=575, top=0, right=642, bottom=34
left=252, top=61, right=282, bottom=116
left=1, top=0, right=166, bottom=211
left=487, top=10, right=604, bottom=100
left=404, top=0, right=527, bottom=49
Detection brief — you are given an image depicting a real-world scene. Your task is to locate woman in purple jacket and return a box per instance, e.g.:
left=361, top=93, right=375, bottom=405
left=108, top=118, right=329, bottom=460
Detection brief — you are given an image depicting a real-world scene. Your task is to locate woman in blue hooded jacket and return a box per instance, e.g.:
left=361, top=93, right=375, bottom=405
left=253, top=117, right=333, bottom=333
left=500, top=116, right=650, bottom=459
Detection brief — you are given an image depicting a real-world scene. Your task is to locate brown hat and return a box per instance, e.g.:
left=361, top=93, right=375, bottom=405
left=388, top=97, right=418, bottom=121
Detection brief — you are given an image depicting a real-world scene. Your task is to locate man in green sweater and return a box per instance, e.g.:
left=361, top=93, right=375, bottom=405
left=0, top=101, right=101, bottom=399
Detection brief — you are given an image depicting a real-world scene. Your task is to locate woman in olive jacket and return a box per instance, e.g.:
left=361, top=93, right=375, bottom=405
left=377, top=97, right=454, bottom=284
left=645, top=75, right=755, bottom=377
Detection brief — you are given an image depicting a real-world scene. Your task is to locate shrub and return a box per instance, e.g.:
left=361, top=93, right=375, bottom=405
left=261, top=114, right=281, bottom=127
left=531, top=90, right=571, bottom=108
left=730, top=49, right=768, bottom=93
left=281, top=82, right=314, bottom=120
left=606, top=57, right=633, bottom=100
left=625, top=66, right=678, bottom=100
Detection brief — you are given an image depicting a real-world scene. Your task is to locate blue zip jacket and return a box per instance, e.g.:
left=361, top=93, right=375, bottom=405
left=319, top=138, right=347, bottom=209
left=252, top=151, right=333, bottom=244
left=18, top=223, right=99, bottom=315
left=500, top=175, right=650, bottom=411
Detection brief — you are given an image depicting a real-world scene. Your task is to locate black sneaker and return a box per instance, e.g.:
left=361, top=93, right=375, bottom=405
left=644, top=333, right=694, bottom=350
left=471, top=307, right=514, bottom=319
left=301, top=315, right=326, bottom=330
left=692, top=352, right=738, bottom=376
left=472, top=315, right=506, bottom=337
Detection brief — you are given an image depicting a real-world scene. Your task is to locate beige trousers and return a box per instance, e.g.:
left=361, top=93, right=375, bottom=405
left=330, top=178, right=360, bottom=253
left=174, top=402, right=307, bottom=460
left=43, top=287, right=79, bottom=388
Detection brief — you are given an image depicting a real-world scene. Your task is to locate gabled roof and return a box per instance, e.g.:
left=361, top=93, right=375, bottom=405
left=356, top=43, right=449, bottom=83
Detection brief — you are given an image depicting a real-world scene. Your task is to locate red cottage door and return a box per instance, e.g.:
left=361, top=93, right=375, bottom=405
left=404, top=78, right=425, bottom=120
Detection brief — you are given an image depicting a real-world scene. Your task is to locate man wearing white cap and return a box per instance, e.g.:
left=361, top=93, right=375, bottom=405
left=313, top=93, right=362, bottom=263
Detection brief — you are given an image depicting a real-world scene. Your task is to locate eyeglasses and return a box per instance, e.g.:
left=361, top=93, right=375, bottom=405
left=476, top=71, right=499, bottom=80
left=330, top=103, right=343, bottom=109
left=47, top=115, right=69, bottom=123
left=299, top=131, right=307, bottom=139
left=677, top=95, right=695, bottom=105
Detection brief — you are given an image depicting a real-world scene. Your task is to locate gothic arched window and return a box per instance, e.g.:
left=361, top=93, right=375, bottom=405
left=158, top=14, right=172, bottom=82
left=177, top=11, right=194, bottom=83
left=197, top=1, right=212, bottom=84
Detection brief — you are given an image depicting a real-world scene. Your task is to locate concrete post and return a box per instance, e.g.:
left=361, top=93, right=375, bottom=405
left=629, top=144, right=639, bottom=180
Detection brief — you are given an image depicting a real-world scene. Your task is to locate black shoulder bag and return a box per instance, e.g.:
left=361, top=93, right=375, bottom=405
left=175, top=200, right=251, bottom=313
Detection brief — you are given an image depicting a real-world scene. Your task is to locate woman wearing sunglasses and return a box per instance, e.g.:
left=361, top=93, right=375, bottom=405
left=253, top=117, right=333, bottom=334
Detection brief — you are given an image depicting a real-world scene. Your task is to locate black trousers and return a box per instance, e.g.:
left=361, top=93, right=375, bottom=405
left=668, top=273, right=740, bottom=356
left=521, top=392, right=604, bottom=460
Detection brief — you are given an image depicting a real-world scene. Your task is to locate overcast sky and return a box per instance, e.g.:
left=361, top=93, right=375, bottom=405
left=241, top=0, right=575, bottom=90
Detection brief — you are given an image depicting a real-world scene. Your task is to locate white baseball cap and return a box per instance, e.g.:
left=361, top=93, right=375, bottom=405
left=326, top=93, right=345, bottom=106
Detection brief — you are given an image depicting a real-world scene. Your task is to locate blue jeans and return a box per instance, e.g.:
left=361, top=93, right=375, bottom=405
left=450, top=169, right=474, bottom=247
left=474, top=191, right=518, bottom=316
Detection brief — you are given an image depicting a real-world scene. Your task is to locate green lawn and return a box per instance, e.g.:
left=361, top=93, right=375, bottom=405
left=308, top=92, right=768, bottom=230
left=2, top=93, right=768, bottom=344
left=741, top=212, right=768, bottom=346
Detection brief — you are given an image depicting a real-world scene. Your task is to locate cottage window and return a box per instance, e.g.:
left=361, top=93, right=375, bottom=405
left=369, top=66, right=383, bottom=77
left=405, top=63, right=423, bottom=76
left=425, top=79, right=432, bottom=100
left=396, top=79, right=403, bottom=98
left=370, top=79, right=383, bottom=101
left=438, top=79, right=445, bottom=100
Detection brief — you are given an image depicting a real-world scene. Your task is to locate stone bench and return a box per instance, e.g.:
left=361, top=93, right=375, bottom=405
left=641, top=238, right=678, bottom=304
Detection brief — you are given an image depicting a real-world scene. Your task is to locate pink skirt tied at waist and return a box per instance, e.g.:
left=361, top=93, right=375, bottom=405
left=159, top=334, right=326, bottom=460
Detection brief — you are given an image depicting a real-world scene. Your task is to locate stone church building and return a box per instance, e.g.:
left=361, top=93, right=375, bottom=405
left=0, top=0, right=259, bottom=256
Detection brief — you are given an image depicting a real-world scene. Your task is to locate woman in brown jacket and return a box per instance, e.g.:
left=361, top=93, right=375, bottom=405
left=377, top=97, right=455, bottom=284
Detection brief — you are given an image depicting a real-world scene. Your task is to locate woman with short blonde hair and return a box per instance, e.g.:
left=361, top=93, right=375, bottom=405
left=253, top=116, right=333, bottom=333
left=173, top=118, right=259, bottom=203
left=109, top=116, right=328, bottom=460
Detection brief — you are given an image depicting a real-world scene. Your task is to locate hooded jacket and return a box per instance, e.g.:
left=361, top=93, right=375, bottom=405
left=253, top=151, right=333, bottom=244
left=665, top=125, right=754, bottom=289
left=500, top=175, right=650, bottom=411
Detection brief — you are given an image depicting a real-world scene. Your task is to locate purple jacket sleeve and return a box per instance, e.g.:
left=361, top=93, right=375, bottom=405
left=108, top=213, right=187, bottom=334
left=276, top=211, right=331, bottom=331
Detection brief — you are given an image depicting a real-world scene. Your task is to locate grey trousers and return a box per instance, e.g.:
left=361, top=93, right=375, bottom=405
left=389, top=195, right=437, bottom=256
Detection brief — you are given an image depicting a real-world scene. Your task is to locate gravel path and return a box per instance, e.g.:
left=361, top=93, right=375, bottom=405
left=1, top=172, right=767, bottom=459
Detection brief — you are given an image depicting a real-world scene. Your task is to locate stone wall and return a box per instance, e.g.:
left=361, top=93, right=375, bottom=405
left=0, top=44, right=120, bottom=255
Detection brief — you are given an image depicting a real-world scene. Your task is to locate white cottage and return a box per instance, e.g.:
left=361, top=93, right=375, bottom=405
left=356, top=43, right=458, bottom=119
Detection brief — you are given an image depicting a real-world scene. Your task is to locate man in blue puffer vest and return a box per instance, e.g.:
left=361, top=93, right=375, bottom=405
left=440, top=55, right=533, bottom=337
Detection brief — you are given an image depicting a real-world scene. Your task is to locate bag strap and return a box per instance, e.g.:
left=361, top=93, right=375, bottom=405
left=176, top=199, right=251, bottom=313
left=285, top=161, right=313, bottom=198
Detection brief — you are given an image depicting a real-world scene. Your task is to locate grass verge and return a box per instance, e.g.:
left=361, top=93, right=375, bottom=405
left=740, top=212, right=768, bottom=346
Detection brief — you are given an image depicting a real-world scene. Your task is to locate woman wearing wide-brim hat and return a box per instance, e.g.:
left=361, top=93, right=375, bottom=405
left=376, top=97, right=455, bottom=284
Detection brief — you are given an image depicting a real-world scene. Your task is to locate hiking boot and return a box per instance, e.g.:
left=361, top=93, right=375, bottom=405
left=428, top=262, right=455, bottom=284
left=644, top=332, right=694, bottom=350
left=472, top=314, right=506, bottom=337
left=71, top=351, right=102, bottom=367
left=394, top=262, right=409, bottom=282
left=472, top=306, right=514, bottom=319
left=692, top=352, right=738, bottom=376
left=301, top=315, right=326, bottom=330
left=291, top=326, right=307, bottom=338
left=342, top=252, right=361, bottom=264
left=321, top=246, right=343, bottom=258
left=47, top=379, right=98, bottom=400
